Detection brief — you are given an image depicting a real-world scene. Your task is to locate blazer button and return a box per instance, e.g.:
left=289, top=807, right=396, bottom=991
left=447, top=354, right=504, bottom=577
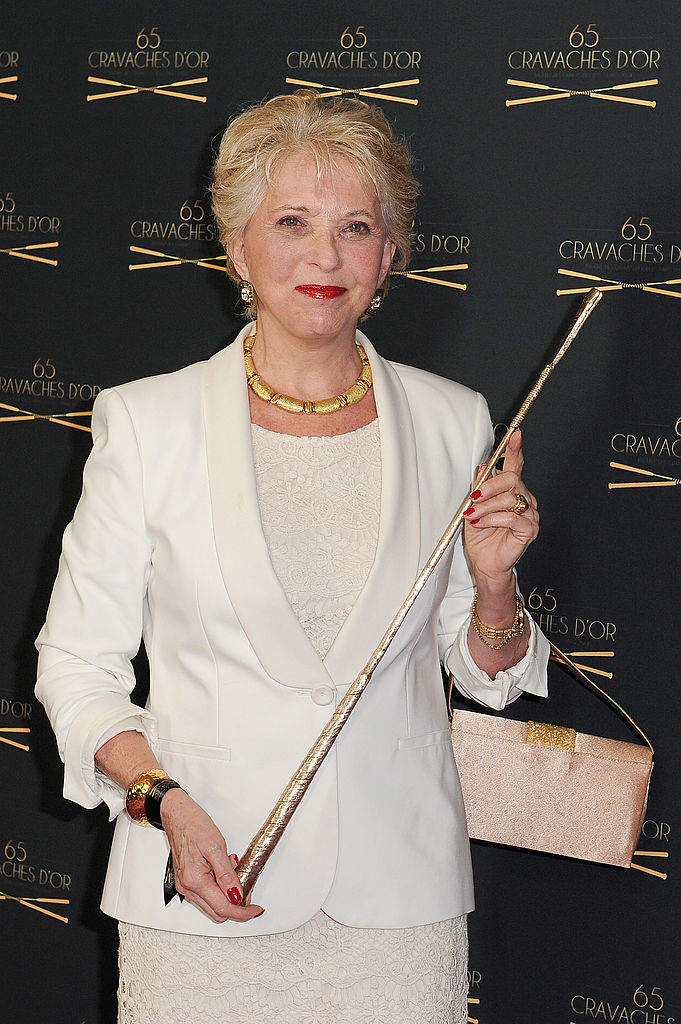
left=311, top=685, right=335, bottom=706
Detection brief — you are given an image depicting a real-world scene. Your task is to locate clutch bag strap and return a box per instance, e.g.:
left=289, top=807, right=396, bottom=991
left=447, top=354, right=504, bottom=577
left=546, top=640, right=653, bottom=755
left=447, top=639, right=654, bottom=756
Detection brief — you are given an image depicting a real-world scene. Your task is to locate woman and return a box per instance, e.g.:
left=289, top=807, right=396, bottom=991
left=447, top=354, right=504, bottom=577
left=36, top=92, right=548, bottom=1023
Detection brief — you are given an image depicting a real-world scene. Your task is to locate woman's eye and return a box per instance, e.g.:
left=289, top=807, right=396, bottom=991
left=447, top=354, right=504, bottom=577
left=345, top=221, right=370, bottom=234
left=278, top=216, right=301, bottom=227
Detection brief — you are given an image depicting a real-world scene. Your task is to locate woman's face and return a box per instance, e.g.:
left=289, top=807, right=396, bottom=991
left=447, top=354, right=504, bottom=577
left=231, top=152, right=396, bottom=347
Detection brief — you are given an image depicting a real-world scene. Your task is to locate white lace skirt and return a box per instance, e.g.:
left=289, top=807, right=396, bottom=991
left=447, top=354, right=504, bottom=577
left=117, top=911, right=468, bottom=1024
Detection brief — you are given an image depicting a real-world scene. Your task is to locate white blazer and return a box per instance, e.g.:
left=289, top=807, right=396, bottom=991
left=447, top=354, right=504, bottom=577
left=36, top=324, right=548, bottom=936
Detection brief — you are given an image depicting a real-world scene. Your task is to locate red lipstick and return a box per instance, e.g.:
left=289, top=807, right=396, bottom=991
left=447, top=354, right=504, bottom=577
left=295, top=285, right=347, bottom=299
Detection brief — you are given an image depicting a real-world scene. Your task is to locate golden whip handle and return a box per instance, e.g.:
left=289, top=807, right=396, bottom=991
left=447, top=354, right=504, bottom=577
left=233, top=288, right=602, bottom=902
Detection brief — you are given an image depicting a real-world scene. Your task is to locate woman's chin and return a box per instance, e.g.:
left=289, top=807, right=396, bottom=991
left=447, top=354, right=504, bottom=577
left=271, top=309, right=361, bottom=345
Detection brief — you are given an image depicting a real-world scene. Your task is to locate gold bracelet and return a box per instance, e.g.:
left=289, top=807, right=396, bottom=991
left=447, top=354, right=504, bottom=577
left=471, top=592, right=525, bottom=650
left=125, top=769, right=168, bottom=826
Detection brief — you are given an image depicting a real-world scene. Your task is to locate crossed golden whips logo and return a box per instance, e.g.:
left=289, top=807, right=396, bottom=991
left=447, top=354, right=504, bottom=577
left=128, top=246, right=228, bottom=272
left=0, top=75, right=18, bottom=101
left=0, top=242, right=58, bottom=266
left=557, top=268, right=681, bottom=300
left=0, top=846, right=69, bottom=924
left=507, top=77, right=657, bottom=107
left=0, top=403, right=91, bottom=432
left=0, top=727, right=30, bottom=752
left=392, top=263, right=467, bottom=291
left=286, top=75, right=419, bottom=106
left=551, top=648, right=614, bottom=683
left=87, top=75, right=207, bottom=102
left=0, top=890, right=69, bottom=924
left=609, top=462, right=680, bottom=490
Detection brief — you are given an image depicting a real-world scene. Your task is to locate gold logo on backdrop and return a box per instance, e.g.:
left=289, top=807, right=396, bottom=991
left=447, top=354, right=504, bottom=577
left=399, top=226, right=470, bottom=291
left=557, top=217, right=681, bottom=298
left=0, top=75, right=18, bottom=101
left=0, top=48, right=19, bottom=99
left=128, top=199, right=221, bottom=269
left=1, top=193, right=61, bottom=265
left=507, top=22, right=659, bottom=109
left=530, top=589, right=615, bottom=680
left=0, top=358, right=98, bottom=433
left=0, top=402, right=92, bottom=432
left=392, top=263, right=468, bottom=291
left=630, top=848, right=669, bottom=880
left=631, top=819, right=671, bottom=880
left=285, top=25, right=420, bottom=105
left=507, top=77, right=657, bottom=107
left=1, top=840, right=71, bottom=923
left=609, top=419, right=681, bottom=491
left=86, top=26, right=209, bottom=102
left=609, top=462, right=680, bottom=490
left=0, top=889, right=69, bottom=924
left=0, top=697, right=32, bottom=750
left=0, top=241, right=59, bottom=266
left=87, top=75, right=208, bottom=103
left=550, top=646, right=613, bottom=681
left=286, top=75, right=419, bottom=106
left=0, top=728, right=30, bottom=752
left=467, top=996, right=481, bottom=1023
left=557, top=269, right=681, bottom=299
left=571, top=984, right=671, bottom=1022
left=128, top=246, right=227, bottom=272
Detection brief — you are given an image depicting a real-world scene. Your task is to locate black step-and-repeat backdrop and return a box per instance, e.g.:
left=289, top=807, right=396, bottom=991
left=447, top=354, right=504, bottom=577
left=2, top=2, right=679, bottom=1021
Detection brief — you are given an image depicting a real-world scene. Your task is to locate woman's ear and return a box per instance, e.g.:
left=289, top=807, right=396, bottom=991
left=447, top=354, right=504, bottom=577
left=230, top=231, right=249, bottom=281
left=379, top=239, right=397, bottom=286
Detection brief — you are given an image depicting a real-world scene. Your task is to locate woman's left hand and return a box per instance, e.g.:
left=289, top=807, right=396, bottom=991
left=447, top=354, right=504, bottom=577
left=463, top=429, right=539, bottom=586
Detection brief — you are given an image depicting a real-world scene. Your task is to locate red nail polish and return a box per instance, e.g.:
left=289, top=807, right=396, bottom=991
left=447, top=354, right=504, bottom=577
left=233, top=854, right=240, bottom=866
left=470, top=489, right=482, bottom=501
left=255, top=909, right=265, bottom=917
left=471, top=519, right=480, bottom=525
left=463, top=507, right=476, bottom=517
left=227, top=887, right=242, bottom=905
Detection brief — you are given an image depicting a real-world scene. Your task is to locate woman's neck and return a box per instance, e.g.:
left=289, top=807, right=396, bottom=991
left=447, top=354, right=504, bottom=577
left=245, top=321, right=377, bottom=437
left=250, top=322, right=362, bottom=401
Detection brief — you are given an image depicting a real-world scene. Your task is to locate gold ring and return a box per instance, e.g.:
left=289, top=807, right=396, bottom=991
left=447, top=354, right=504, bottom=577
left=508, top=493, right=529, bottom=516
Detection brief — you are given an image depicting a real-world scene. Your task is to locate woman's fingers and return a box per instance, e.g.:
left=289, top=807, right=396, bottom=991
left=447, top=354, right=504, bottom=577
left=175, top=839, right=265, bottom=922
left=161, top=789, right=264, bottom=922
left=463, top=429, right=540, bottom=580
left=467, top=432, right=536, bottom=526
left=500, top=427, right=525, bottom=474
left=466, top=484, right=537, bottom=530
left=466, top=506, right=539, bottom=540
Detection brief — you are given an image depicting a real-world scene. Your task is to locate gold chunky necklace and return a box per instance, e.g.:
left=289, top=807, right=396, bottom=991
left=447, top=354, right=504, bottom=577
left=243, top=333, right=373, bottom=415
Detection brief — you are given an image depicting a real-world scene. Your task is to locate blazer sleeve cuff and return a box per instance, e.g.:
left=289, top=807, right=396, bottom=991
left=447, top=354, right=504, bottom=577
left=63, top=700, right=160, bottom=818
left=446, top=613, right=550, bottom=711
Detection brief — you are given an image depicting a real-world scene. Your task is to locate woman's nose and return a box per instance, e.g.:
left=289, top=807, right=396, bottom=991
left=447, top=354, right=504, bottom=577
left=309, top=229, right=341, bottom=271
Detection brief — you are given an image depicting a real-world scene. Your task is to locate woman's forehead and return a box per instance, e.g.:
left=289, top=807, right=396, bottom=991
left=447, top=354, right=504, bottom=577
left=264, top=152, right=379, bottom=206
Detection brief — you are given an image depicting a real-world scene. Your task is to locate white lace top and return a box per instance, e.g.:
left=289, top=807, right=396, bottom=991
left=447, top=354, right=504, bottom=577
left=251, top=420, right=381, bottom=659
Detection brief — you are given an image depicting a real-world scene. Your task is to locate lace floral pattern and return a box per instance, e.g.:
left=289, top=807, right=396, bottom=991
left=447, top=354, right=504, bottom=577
left=251, top=421, right=381, bottom=659
left=118, top=913, right=468, bottom=1023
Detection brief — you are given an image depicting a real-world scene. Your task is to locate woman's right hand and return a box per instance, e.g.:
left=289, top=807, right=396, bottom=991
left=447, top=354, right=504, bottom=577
left=94, top=731, right=262, bottom=923
left=160, top=788, right=265, bottom=923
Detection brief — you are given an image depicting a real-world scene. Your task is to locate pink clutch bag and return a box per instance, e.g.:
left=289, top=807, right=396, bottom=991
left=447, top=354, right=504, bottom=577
left=449, top=643, right=653, bottom=867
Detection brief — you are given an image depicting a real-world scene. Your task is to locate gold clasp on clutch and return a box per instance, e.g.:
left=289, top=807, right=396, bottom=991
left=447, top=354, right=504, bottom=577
left=526, top=721, right=576, bottom=751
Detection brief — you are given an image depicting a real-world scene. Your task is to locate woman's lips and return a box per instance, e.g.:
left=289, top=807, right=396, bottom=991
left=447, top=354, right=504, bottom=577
left=295, top=285, right=347, bottom=299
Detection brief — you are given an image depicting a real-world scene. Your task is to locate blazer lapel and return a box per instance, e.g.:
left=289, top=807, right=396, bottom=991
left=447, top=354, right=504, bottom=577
left=322, top=333, right=421, bottom=687
left=203, top=325, right=333, bottom=688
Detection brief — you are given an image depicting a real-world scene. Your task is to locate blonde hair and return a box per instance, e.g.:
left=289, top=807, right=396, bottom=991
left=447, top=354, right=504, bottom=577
left=211, top=91, right=418, bottom=286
